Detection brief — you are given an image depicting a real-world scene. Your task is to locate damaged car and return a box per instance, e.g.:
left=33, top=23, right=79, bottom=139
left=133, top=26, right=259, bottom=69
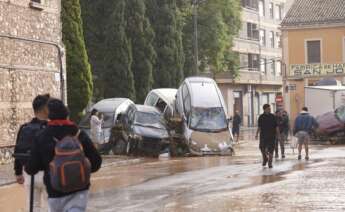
left=114, top=104, right=170, bottom=157
left=175, top=77, right=234, bottom=156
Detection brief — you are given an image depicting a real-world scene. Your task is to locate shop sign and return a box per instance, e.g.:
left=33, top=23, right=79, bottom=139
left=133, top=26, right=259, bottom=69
left=290, top=63, right=345, bottom=77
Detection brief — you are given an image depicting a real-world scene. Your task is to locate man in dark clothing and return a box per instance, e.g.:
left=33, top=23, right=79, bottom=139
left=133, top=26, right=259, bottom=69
left=13, top=94, right=50, bottom=212
left=232, top=111, right=242, bottom=143
left=25, top=99, right=102, bottom=212
left=274, top=110, right=285, bottom=159
left=256, top=104, right=280, bottom=168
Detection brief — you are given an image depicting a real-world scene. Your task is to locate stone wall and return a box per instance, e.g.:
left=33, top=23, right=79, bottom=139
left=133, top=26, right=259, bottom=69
left=0, top=0, right=64, bottom=147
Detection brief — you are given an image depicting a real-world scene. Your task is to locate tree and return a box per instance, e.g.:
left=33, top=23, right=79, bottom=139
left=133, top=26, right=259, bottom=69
left=103, top=0, right=136, bottom=100
left=182, top=0, right=242, bottom=77
left=125, top=0, right=156, bottom=103
left=62, top=0, right=93, bottom=121
left=80, top=0, right=108, bottom=100
left=145, top=0, right=184, bottom=88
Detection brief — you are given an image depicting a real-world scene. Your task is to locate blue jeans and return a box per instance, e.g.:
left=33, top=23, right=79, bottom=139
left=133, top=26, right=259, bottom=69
left=48, top=190, right=89, bottom=212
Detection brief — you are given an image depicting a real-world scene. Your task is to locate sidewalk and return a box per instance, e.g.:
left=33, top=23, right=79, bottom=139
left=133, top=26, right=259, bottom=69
left=0, top=156, right=145, bottom=187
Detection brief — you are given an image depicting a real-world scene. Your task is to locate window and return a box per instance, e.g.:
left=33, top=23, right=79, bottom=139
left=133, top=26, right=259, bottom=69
left=247, top=22, right=259, bottom=40
left=306, top=40, right=321, bottom=64
left=242, top=0, right=258, bottom=10
left=275, top=4, right=282, bottom=20
left=248, top=54, right=259, bottom=71
left=269, top=31, right=274, bottom=48
left=240, top=53, right=259, bottom=71
left=269, top=3, right=274, bottom=18
left=259, top=29, right=266, bottom=46
left=259, top=0, right=265, bottom=16
left=270, top=60, right=275, bottom=75
left=240, top=53, right=249, bottom=68
left=276, top=32, right=281, bottom=48
left=260, top=58, right=267, bottom=73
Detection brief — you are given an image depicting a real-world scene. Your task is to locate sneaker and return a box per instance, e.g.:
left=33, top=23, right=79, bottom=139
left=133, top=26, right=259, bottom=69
left=275, top=154, right=279, bottom=159
left=262, top=159, right=268, bottom=166
left=305, top=156, right=309, bottom=160
left=268, top=163, right=273, bottom=169
left=298, top=155, right=302, bottom=160
left=282, top=155, right=285, bottom=159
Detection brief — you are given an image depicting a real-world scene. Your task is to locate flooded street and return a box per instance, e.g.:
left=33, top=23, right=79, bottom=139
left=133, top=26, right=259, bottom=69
left=2, top=136, right=345, bottom=212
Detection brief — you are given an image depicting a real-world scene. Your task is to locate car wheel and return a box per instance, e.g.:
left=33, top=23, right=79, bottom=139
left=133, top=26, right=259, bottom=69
left=112, top=138, right=127, bottom=155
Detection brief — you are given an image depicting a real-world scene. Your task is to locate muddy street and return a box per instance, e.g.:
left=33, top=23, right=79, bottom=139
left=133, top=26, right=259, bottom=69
left=1, top=137, right=345, bottom=212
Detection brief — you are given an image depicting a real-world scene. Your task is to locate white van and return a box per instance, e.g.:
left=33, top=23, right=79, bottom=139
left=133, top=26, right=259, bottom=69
left=175, top=77, right=233, bottom=155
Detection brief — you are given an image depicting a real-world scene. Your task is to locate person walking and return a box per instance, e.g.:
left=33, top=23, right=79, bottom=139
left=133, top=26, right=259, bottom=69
left=255, top=104, right=280, bottom=168
left=282, top=111, right=290, bottom=144
left=293, top=107, right=318, bottom=160
left=25, top=99, right=102, bottom=212
left=13, top=94, right=50, bottom=212
left=274, top=110, right=285, bottom=159
left=90, top=109, right=103, bottom=148
left=232, top=111, right=242, bottom=143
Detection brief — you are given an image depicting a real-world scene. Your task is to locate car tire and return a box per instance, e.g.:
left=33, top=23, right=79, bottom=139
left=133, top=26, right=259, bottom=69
left=112, top=138, right=127, bottom=155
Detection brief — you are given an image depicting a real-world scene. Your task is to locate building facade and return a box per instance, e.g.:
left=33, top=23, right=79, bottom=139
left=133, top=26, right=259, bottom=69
left=281, top=0, right=345, bottom=124
left=217, top=0, right=291, bottom=127
left=0, top=0, right=65, bottom=150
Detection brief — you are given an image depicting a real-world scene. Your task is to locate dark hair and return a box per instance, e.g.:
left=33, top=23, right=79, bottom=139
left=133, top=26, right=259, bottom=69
left=91, top=109, right=98, bottom=116
left=302, top=107, right=308, bottom=112
left=48, top=98, right=69, bottom=120
left=33, top=94, right=50, bottom=112
left=263, top=104, right=270, bottom=110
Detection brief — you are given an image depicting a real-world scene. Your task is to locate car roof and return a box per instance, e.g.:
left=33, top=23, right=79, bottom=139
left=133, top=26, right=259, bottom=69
left=91, top=98, right=132, bottom=113
left=184, top=76, right=215, bottom=84
left=135, top=104, right=161, bottom=114
left=183, top=78, right=222, bottom=108
left=150, top=88, right=177, bottom=105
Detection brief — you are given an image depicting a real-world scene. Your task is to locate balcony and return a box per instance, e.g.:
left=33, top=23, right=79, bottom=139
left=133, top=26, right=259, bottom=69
left=215, top=70, right=282, bottom=86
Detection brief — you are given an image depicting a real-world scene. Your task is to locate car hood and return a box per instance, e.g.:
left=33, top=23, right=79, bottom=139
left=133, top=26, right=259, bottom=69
left=190, top=130, right=231, bottom=150
left=133, top=125, right=169, bottom=139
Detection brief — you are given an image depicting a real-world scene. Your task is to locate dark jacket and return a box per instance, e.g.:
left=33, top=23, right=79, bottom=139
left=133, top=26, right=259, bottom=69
left=14, top=118, right=47, bottom=176
left=25, top=123, right=102, bottom=198
left=233, top=114, right=242, bottom=129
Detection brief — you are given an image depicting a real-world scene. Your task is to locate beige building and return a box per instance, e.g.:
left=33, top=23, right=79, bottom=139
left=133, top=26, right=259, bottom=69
left=217, top=0, right=292, bottom=127
left=281, top=0, right=345, bottom=124
left=0, top=0, right=65, bottom=150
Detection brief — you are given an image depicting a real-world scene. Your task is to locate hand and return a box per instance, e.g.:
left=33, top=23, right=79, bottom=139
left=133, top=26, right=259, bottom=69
left=16, top=175, right=24, bottom=184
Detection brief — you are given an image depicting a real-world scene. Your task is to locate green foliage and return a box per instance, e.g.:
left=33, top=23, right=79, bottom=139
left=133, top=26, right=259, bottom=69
left=62, top=0, right=93, bottom=121
left=80, top=0, right=108, bottom=100
left=103, top=0, right=136, bottom=100
left=126, top=0, right=156, bottom=103
left=182, top=0, right=242, bottom=77
left=145, top=0, right=184, bottom=88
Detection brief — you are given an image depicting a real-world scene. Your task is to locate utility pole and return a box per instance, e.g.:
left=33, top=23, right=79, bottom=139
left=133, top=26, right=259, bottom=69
left=192, top=0, right=199, bottom=75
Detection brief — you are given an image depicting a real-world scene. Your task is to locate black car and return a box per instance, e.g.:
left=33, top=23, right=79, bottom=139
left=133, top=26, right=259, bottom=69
left=114, top=104, right=170, bottom=157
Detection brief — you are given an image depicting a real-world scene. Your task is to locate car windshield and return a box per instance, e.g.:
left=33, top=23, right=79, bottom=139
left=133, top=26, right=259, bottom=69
left=79, top=112, right=114, bottom=128
left=190, top=107, right=227, bottom=132
left=134, top=112, right=166, bottom=129
left=335, top=106, right=345, bottom=123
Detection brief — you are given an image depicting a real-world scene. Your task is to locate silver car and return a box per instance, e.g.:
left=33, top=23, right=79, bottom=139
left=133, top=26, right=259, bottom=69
left=175, top=77, right=234, bottom=156
left=79, top=98, right=134, bottom=144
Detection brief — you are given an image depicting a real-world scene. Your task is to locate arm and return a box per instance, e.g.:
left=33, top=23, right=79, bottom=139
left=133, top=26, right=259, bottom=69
left=255, top=116, right=261, bottom=139
left=79, top=131, right=102, bottom=172
left=14, top=126, right=25, bottom=184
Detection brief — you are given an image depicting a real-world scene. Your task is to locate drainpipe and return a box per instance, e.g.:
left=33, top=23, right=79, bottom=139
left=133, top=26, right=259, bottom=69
left=0, top=34, right=65, bottom=102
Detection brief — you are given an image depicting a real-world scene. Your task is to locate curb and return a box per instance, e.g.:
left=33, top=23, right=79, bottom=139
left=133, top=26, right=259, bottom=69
left=101, top=158, right=144, bottom=168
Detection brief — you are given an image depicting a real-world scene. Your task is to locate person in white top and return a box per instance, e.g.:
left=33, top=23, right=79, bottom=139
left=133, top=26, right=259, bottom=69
left=90, top=109, right=103, bottom=148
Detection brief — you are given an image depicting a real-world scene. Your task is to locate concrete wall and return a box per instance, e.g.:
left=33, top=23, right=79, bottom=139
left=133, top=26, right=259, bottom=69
left=0, top=0, right=64, bottom=147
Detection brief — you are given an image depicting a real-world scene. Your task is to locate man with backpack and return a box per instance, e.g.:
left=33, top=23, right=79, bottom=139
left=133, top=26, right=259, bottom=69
left=293, top=107, right=318, bottom=160
left=25, top=99, right=102, bottom=212
left=14, top=94, right=50, bottom=212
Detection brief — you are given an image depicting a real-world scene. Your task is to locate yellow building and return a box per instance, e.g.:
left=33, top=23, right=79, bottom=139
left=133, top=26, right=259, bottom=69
left=281, top=0, right=345, bottom=123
